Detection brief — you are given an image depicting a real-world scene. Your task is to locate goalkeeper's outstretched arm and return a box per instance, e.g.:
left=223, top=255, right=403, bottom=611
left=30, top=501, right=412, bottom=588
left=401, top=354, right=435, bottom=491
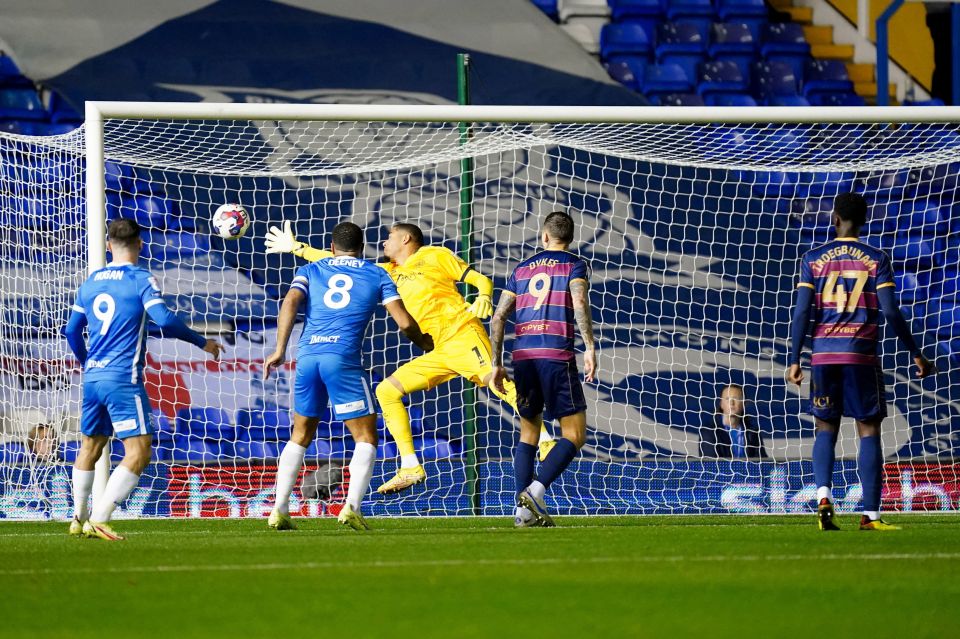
left=462, top=269, right=494, bottom=319
left=264, top=221, right=332, bottom=262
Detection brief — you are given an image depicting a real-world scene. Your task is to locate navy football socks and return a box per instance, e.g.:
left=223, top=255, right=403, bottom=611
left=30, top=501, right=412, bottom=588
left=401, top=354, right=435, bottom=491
left=813, top=430, right=838, bottom=493
left=536, top=438, right=578, bottom=489
left=859, top=435, right=883, bottom=512
left=514, top=442, right=537, bottom=496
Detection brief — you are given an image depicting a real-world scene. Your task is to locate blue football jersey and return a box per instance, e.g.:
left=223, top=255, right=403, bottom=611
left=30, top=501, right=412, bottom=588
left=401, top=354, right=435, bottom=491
left=291, top=256, right=400, bottom=359
left=72, top=262, right=164, bottom=383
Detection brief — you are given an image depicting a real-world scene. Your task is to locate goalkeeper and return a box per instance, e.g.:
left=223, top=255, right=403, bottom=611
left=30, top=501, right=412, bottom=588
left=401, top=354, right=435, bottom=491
left=266, top=221, right=555, bottom=494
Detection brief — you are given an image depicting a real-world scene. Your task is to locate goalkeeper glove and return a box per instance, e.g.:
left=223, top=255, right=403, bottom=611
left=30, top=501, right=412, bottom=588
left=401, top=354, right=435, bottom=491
left=467, top=294, right=493, bottom=320
left=264, top=221, right=304, bottom=255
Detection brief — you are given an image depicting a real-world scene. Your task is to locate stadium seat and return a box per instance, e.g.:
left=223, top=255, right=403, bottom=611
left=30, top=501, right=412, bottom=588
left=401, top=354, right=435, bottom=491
left=656, top=92, right=706, bottom=106
left=128, top=195, right=175, bottom=229
left=305, top=439, right=334, bottom=459
left=30, top=122, right=77, bottom=136
left=0, top=442, right=28, bottom=465
left=656, top=22, right=707, bottom=81
left=803, top=59, right=854, bottom=98
left=642, top=63, right=693, bottom=98
left=531, top=0, right=559, bottom=19
left=153, top=410, right=175, bottom=444
left=856, top=169, right=911, bottom=204
left=605, top=60, right=643, bottom=91
left=664, top=0, right=715, bottom=35
left=48, top=92, right=82, bottom=123
left=891, top=235, right=944, bottom=271
left=378, top=440, right=399, bottom=459
left=697, top=59, right=748, bottom=98
left=236, top=407, right=292, bottom=441
left=176, top=407, right=235, bottom=441
left=717, top=0, right=767, bottom=39
left=760, top=23, right=811, bottom=83
left=233, top=440, right=282, bottom=459
left=795, top=170, right=856, bottom=198
left=561, top=23, right=601, bottom=54
left=171, top=435, right=220, bottom=463
left=709, top=23, right=756, bottom=79
left=765, top=95, right=810, bottom=106
left=753, top=61, right=798, bottom=98
left=807, top=92, right=866, bottom=107
left=104, top=160, right=133, bottom=192
left=908, top=162, right=960, bottom=198
left=903, top=98, right=946, bottom=106
left=58, top=440, right=80, bottom=464
left=705, top=93, right=757, bottom=106
left=742, top=170, right=798, bottom=198
left=558, top=0, right=610, bottom=21
left=142, top=230, right=211, bottom=261
left=0, top=88, right=46, bottom=120
left=600, top=23, right=653, bottom=60
left=419, top=437, right=456, bottom=459
left=610, top=0, right=664, bottom=23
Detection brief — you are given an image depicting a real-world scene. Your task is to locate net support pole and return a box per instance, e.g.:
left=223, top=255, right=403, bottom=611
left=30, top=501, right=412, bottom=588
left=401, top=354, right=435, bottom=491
left=84, top=102, right=111, bottom=504
left=457, top=53, right=480, bottom=515
left=875, top=0, right=904, bottom=107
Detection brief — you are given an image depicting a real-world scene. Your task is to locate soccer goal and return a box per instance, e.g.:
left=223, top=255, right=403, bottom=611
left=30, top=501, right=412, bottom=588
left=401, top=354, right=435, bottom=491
left=0, top=104, right=958, bottom=520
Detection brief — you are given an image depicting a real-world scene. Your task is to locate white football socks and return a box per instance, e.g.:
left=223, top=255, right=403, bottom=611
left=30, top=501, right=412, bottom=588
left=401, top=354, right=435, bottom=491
left=346, top=442, right=376, bottom=511
left=400, top=453, right=420, bottom=469
left=527, top=480, right=546, bottom=501
left=91, top=465, right=139, bottom=523
left=816, top=486, right=832, bottom=503
left=274, top=442, right=306, bottom=515
left=864, top=510, right=880, bottom=521
left=71, top=467, right=94, bottom=521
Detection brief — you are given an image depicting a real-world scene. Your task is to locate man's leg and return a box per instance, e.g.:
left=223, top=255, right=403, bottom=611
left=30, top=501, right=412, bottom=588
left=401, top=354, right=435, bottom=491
left=270, top=413, right=319, bottom=529
left=513, top=415, right=541, bottom=527
left=813, top=418, right=841, bottom=531
left=340, top=414, right=378, bottom=530
left=87, top=433, right=152, bottom=540
left=856, top=418, right=895, bottom=529
left=71, top=435, right=108, bottom=532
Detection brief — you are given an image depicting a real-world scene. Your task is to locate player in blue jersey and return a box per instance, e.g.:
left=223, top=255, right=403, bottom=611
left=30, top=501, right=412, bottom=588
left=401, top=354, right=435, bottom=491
left=63, top=218, right=223, bottom=541
left=788, top=192, right=933, bottom=531
left=262, top=222, right=433, bottom=531
left=490, top=211, right=597, bottom=527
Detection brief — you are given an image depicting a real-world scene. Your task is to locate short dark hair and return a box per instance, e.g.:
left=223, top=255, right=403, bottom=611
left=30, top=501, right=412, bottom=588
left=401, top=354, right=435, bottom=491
left=392, top=222, right=424, bottom=246
left=107, top=218, right=142, bottom=250
left=543, top=211, right=574, bottom=244
left=331, top=222, right=364, bottom=253
left=834, top=192, right=868, bottom=227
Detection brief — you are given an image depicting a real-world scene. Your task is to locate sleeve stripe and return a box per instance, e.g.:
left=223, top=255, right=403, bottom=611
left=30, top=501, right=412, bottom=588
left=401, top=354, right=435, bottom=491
left=290, top=283, right=308, bottom=293
left=143, top=299, right=164, bottom=310
left=458, top=266, right=474, bottom=283
left=292, top=276, right=308, bottom=284
left=71, top=304, right=85, bottom=313
left=382, top=295, right=401, bottom=305
left=797, top=283, right=815, bottom=289
left=876, top=282, right=896, bottom=289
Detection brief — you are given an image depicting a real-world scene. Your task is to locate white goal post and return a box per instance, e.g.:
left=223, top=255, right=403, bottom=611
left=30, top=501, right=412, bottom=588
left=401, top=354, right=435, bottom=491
left=2, top=103, right=958, bottom=520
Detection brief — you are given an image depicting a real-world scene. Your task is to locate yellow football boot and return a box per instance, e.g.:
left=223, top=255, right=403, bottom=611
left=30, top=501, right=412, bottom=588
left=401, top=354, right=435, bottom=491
left=859, top=516, right=900, bottom=531
left=376, top=465, right=426, bottom=494
left=267, top=508, right=298, bottom=531
left=337, top=504, right=370, bottom=531
left=84, top=521, right=124, bottom=541
left=68, top=517, right=85, bottom=537
left=817, top=499, right=840, bottom=531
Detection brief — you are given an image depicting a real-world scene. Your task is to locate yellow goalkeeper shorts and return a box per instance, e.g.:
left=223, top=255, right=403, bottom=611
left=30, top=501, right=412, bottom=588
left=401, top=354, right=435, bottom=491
left=390, top=320, right=494, bottom=393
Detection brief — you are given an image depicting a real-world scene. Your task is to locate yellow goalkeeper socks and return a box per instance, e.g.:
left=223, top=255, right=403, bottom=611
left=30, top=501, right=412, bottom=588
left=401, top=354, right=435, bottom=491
left=376, top=381, right=417, bottom=465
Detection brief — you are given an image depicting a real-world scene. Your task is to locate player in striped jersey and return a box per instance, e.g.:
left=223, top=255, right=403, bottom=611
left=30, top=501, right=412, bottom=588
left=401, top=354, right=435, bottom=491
left=63, top=219, right=223, bottom=540
left=788, top=192, right=933, bottom=531
left=490, top=211, right=597, bottom=527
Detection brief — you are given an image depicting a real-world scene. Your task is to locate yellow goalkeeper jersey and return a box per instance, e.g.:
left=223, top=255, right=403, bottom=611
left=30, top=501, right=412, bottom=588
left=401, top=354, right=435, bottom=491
left=380, top=246, right=477, bottom=342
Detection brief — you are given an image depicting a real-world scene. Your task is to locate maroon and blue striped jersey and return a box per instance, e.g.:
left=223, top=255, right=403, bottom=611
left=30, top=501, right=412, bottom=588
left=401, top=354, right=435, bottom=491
left=504, top=250, right=590, bottom=361
left=797, top=237, right=896, bottom=366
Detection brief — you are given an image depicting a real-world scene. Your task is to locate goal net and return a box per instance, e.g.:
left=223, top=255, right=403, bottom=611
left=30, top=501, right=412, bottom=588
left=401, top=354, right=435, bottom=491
left=1, top=106, right=958, bottom=520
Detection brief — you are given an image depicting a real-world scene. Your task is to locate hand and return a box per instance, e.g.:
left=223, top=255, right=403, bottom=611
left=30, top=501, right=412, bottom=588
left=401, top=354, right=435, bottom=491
left=263, top=350, right=285, bottom=380
left=467, top=294, right=493, bottom=320
left=583, top=349, right=597, bottom=383
left=264, top=221, right=302, bottom=255
left=418, top=333, right=435, bottom=353
left=915, top=354, right=935, bottom=379
left=786, top=364, right=804, bottom=386
left=490, top=365, right=510, bottom=394
left=203, top=339, right=223, bottom=361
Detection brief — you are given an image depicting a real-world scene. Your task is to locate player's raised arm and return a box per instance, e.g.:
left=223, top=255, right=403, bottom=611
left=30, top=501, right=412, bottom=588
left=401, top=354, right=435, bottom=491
left=462, top=268, right=494, bottom=319
left=489, top=290, right=517, bottom=394
left=263, top=285, right=305, bottom=379
left=569, top=278, right=597, bottom=383
left=264, top=220, right=334, bottom=262
left=384, top=299, right=434, bottom=352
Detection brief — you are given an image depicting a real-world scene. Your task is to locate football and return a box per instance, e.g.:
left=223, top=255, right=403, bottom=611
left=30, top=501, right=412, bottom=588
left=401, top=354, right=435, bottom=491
left=211, top=203, right=251, bottom=240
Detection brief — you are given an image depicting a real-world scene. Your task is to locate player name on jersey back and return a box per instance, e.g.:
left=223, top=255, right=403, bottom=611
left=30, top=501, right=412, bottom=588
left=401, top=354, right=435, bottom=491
left=292, top=256, right=400, bottom=360
left=506, top=249, right=589, bottom=361
left=798, top=238, right=895, bottom=366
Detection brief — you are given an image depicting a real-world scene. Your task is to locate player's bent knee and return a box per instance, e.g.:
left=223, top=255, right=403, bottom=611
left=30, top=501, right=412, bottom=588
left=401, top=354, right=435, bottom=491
left=376, top=379, right=404, bottom=405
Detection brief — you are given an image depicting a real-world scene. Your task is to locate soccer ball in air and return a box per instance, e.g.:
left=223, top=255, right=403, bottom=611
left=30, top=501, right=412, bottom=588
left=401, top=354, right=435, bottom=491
left=211, top=203, right=251, bottom=240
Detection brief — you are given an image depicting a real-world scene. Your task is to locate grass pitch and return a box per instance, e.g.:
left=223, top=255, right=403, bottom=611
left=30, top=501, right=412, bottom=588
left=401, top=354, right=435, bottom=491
left=2, top=514, right=959, bottom=638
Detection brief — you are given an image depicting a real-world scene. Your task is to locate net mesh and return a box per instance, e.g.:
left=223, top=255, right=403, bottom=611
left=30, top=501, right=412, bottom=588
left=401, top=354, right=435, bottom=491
left=1, top=117, right=958, bottom=519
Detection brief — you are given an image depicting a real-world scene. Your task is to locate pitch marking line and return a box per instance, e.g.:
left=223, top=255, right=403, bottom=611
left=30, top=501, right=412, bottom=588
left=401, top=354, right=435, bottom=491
left=4, top=552, right=960, bottom=577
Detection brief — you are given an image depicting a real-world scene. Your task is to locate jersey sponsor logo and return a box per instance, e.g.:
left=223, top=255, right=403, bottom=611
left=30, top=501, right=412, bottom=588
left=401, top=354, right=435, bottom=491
left=87, top=358, right=112, bottom=368
left=393, top=271, right=423, bottom=286
left=335, top=399, right=367, bottom=413
left=308, top=335, right=341, bottom=344
left=94, top=270, right=125, bottom=281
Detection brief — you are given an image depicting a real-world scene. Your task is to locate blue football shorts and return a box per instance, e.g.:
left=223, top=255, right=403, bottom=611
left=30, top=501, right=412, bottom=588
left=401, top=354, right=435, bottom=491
left=810, top=364, right=887, bottom=421
left=513, top=358, right=587, bottom=421
left=81, top=380, right=156, bottom=439
left=294, top=354, right=376, bottom=420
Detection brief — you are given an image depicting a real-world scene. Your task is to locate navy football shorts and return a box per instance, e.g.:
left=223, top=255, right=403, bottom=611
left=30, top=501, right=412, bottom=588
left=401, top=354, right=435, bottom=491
left=809, top=364, right=887, bottom=422
left=513, top=358, right=587, bottom=421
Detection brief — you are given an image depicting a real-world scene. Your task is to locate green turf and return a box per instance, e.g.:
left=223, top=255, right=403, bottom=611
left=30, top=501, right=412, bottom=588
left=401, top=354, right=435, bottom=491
left=2, top=514, right=959, bottom=638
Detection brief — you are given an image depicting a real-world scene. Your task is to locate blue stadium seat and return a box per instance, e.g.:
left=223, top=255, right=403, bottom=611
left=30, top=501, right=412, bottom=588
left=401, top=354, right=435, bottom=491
left=30, top=122, right=78, bottom=136
left=926, top=303, right=960, bottom=340
left=378, top=440, right=399, bottom=459
left=753, top=61, right=798, bottom=98
left=806, top=92, right=866, bottom=107
left=856, top=170, right=911, bottom=204
left=697, top=59, right=748, bottom=98
left=171, top=435, right=220, bottom=463
left=803, top=59, right=854, bottom=98
left=305, top=439, right=333, bottom=459
left=764, top=95, right=810, bottom=106
left=903, top=98, right=946, bottom=106
left=0, top=88, right=46, bottom=120
left=48, top=92, right=82, bottom=123
left=153, top=410, right=175, bottom=444
left=709, top=23, right=756, bottom=79
left=665, top=0, right=715, bottom=35
left=741, top=170, right=798, bottom=198
left=236, top=407, right=292, bottom=441
left=656, top=22, right=707, bottom=80
left=419, top=437, right=456, bottom=459
left=937, top=338, right=960, bottom=365
left=600, top=23, right=653, bottom=61
left=132, top=195, right=175, bottom=229
left=531, top=0, right=559, bottom=19
left=59, top=440, right=81, bottom=464
left=795, top=171, right=856, bottom=198
left=908, top=162, right=960, bottom=198
left=0, top=442, right=28, bottom=465
left=890, top=235, right=944, bottom=271
left=760, top=23, right=811, bottom=83
left=142, top=230, right=211, bottom=261
left=705, top=93, right=757, bottom=106
left=717, top=0, right=767, bottom=39
left=104, top=161, right=133, bottom=192
left=656, top=92, right=706, bottom=106
left=233, top=440, right=282, bottom=459
left=605, top=60, right=643, bottom=91
left=642, top=63, right=693, bottom=98
left=610, top=0, right=664, bottom=23
left=176, top=407, right=235, bottom=440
